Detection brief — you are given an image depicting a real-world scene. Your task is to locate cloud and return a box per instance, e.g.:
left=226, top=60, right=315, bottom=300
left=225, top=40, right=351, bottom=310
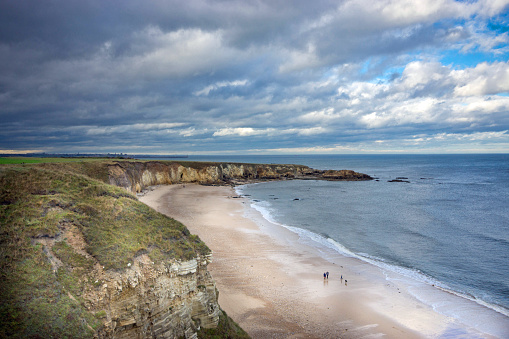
left=458, top=130, right=508, bottom=140
left=299, top=108, right=338, bottom=123
left=397, top=61, right=451, bottom=91
left=1, top=0, right=508, bottom=154
left=213, top=126, right=329, bottom=137
left=408, top=130, right=509, bottom=144
left=278, top=44, right=321, bottom=73
left=213, top=127, right=268, bottom=137
left=453, top=61, right=509, bottom=96
left=332, top=0, right=507, bottom=28
left=119, top=27, right=239, bottom=79
left=360, top=97, right=441, bottom=128
left=86, top=123, right=186, bottom=135
left=194, top=79, right=248, bottom=96
left=308, top=60, right=509, bottom=132
left=451, top=96, right=509, bottom=115
left=459, top=21, right=509, bottom=54
left=0, top=149, right=45, bottom=154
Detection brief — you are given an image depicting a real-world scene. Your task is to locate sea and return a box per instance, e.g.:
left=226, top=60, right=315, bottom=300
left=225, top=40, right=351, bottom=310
left=150, top=154, right=509, bottom=336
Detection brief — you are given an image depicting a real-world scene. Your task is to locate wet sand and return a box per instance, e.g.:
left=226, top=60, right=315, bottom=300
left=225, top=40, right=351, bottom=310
left=139, top=184, right=493, bottom=338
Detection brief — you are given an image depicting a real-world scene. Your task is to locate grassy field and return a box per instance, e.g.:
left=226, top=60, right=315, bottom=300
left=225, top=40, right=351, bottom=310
left=0, top=161, right=218, bottom=338
left=0, top=157, right=109, bottom=164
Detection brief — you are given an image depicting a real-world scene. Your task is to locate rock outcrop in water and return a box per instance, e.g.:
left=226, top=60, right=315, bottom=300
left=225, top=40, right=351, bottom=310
left=108, top=161, right=373, bottom=193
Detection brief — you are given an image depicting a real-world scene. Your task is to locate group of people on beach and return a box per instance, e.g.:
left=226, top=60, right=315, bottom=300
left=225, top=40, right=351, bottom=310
left=323, top=271, right=347, bottom=285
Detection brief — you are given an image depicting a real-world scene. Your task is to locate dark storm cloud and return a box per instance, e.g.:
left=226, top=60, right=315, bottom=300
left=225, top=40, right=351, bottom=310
left=1, top=0, right=508, bottom=154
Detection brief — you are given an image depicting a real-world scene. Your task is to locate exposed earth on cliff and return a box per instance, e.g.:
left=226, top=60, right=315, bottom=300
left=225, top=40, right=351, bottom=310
left=0, top=159, right=371, bottom=338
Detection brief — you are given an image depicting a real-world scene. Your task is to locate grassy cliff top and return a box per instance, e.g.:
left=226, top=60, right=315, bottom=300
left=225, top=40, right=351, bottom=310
left=0, top=162, right=210, bottom=268
left=0, top=161, right=210, bottom=337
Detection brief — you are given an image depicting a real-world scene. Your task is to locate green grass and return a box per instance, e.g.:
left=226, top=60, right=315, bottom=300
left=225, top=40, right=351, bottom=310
left=0, top=161, right=212, bottom=337
left=53, top=241, right=95, bottom=273
left=0, top=164, right=210, bottom=268
left=197, top=310, right=251, bottom=339
left=0, top=238, right=100, bottom=338
left=0, top=157, right=106, bottom=164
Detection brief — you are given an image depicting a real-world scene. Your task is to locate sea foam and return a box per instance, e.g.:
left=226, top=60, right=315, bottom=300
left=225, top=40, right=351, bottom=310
left=237, top=183, right=509, bottom=337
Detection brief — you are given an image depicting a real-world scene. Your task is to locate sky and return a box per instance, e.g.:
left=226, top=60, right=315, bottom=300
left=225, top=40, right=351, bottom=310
left=1, top=0, right=509, bottom=155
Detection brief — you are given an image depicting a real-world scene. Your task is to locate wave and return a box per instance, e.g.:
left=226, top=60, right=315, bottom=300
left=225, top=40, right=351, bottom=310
left=237, top=185, right=509, bottom=319
left=306, top=227, right=509, bottom=318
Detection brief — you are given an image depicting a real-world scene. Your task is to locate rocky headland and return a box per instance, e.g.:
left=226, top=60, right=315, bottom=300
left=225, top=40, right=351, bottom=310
left=0, top=160, right=371, bottom=338
left=108, top=161, right=373, bottom=193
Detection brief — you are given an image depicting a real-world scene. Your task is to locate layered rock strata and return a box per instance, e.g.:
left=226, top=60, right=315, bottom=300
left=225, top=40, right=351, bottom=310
left=101, top=255, right=219, bottom=338
left=36, top=229, right=219, bottom=339
left=108, top=161, right=372, bottom=193
left=0, top=165, right=222, bottom=339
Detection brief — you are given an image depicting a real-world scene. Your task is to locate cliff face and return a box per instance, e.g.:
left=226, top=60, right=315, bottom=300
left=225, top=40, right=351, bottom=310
left=0, top=165, right=228, bottom=339
left=0, top=160, right=369, bottom=338
left=108, top=161, right=372, bottom=193
left=95, top=254, right=219, bottom=338
left=38, top=227, right=219, bottom=338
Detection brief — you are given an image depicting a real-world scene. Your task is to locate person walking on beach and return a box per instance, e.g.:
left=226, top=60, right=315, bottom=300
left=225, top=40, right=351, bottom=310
left=326, top=271, right=329, bottom=279
left=323, top=272, right=326, bottom=279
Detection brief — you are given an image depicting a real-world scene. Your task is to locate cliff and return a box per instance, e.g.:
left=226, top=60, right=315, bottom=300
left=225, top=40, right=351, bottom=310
left=0, top=164, right=247, bottom=338
left=0, top=159, right=370, bottom=338
left=107, top=161, right=373, bottom=193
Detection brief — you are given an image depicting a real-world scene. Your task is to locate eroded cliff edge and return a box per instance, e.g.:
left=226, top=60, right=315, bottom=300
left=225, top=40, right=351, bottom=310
left=0, top=163, right=248, bottom=338
left=0, top=160, right=369, bottom=338
left=108, top=161, right=373, bottom=193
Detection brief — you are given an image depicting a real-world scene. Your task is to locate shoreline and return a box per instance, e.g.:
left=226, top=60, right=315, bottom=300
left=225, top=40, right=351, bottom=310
left=139, top=184, right=505, bottom=338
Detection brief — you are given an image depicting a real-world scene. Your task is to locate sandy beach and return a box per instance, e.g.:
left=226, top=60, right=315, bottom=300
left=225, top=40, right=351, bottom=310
left=139, top=184, right=498, bottom=338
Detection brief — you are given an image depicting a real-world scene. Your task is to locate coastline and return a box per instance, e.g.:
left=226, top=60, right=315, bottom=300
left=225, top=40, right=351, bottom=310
left=139, top=184, right=504, bottom=338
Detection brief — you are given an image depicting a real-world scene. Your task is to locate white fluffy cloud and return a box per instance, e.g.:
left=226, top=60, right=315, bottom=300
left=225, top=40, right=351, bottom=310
left=453, top=62, right=509, bottom=96
left=451, top=96, right=509, bottom=115
left=336, top=0, right=508, bottom=27
left=397, top=61, right=451, bottom=90
left=360, top=97, right=441, bottom=128
left=300, top=61, right=509, bottom=131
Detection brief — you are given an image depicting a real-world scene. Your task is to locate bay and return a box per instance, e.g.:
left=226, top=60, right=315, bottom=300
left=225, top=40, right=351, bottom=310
left=228, top=154, right=509, bottom=315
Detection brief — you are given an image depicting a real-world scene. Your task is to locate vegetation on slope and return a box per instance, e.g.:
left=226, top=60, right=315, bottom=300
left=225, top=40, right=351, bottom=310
left=0, top=157, right=91, bottom=164
left=0, top=163, right=212, bottom=337
left=197, top=309, right=250, bottom=339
